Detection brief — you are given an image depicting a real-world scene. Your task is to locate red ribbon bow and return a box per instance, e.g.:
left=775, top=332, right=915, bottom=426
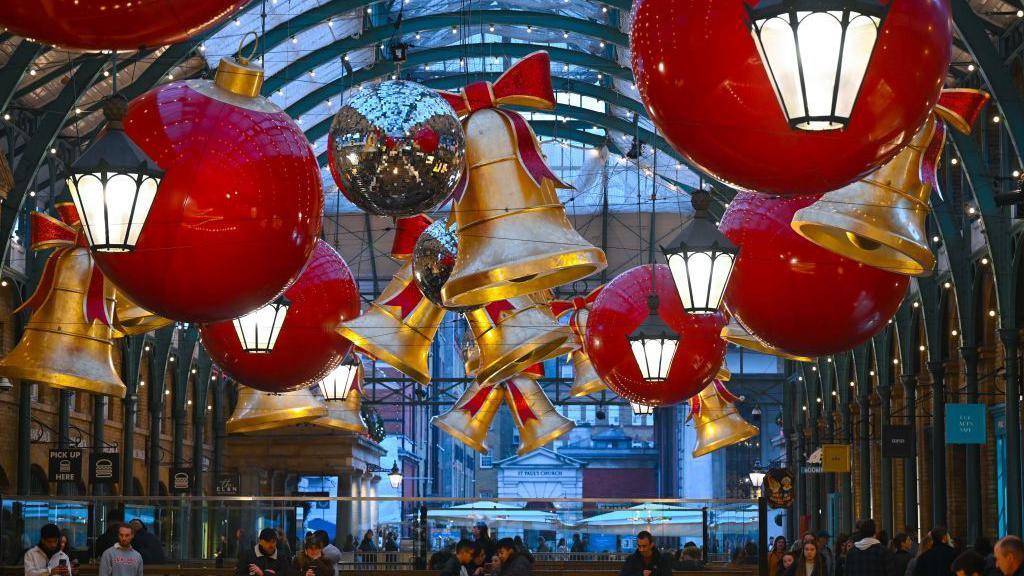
left=505, top=379, right=539, bottom=423
left=438, top=51, right=570, bottom=195
left=923, top=89, right=990, bottom=202
left=16, top=205, right=111, bottom=327
left=550, top=285, right=604, bottom=339
left=461, top=383, right=499, bottom=417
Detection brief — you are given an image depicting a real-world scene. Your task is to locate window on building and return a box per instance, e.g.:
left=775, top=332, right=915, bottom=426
left=631, top=412, right=650, bottom=426
left=584, top=405, right=596, bottom=424
left=479, top=454, right=492, bottom=469
left=30, top=382, right=39, bottom=402
left=106, top=396, right=115, bottom=420
left=609, top=406, right=620, bottom=426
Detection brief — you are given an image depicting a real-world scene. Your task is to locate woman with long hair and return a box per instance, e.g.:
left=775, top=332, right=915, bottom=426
left=770, top=537, right=789, bottom=576
left=793, top=540, right=825, bottom=576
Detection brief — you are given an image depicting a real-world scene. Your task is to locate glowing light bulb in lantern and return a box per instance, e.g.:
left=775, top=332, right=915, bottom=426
left=747, top=0, right=890, bottom=131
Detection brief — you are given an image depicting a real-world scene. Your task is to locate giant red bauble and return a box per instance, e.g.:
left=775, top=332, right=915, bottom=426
left=94, top=80, right=323, bottom=323
left=721, top=192, right=909, bottom=357
left=630, top=0, right=951, bottom=195
left=585, top=265, right=726, bottom=407
left=199, top=240, right=359, bottom=393
left=0, top=0, right=246, bottom=50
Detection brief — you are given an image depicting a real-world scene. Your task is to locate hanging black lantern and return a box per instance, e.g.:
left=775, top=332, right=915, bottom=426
left=746, top=0, right=890, bottom=131
left=661, top=189, right=738, bottom=314
left=627, top=293, right=679, bottom=382
left=232, top=296, right=291, bottom=354
left=66, top=95, right=163, bottom=252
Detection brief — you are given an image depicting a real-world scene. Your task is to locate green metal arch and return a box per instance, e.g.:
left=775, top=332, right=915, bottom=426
left=286, top=42, right=632, bottom=119
left=263, top=11, right=629, bottom=95
left=237, top=0, right=629, bottom=61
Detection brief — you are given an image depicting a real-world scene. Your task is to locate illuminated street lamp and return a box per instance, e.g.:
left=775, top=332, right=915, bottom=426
left=388, top=461, right=403, bottom=489
left=627, top=293, right=679, bottom=382
left=662, top=189, right=738, bottom=313
left=630, top=402, right=655, bottom=416
left=318, top=354, right=361, bottom=401
left=747, top=0, right=890, bottom=131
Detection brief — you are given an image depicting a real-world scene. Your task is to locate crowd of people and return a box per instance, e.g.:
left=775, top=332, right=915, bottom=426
left=767, top=520, right=1024, bottom=576
left=21, top=512, right=148, bottom=576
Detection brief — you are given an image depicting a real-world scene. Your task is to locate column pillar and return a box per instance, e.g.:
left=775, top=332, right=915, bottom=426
left=336, top=473, right=354, bottom=544
left=900, top=375, right=918, bottom=536
left=927, top=360, right=947, bottom=527
left=92, top=396, right=109, bottom=497
left=57, top=390, right=74, bottom=496
left=839, top=389, right=854, bottom=534
left=878, top=382, right=892, bottom=535
left=999, top=328, right=1021, bottom=536
left=961, top=346, right=981, bottom=542
left=857, top=392, right=871, bottom=520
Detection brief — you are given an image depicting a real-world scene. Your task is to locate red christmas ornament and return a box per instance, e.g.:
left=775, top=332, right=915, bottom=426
left=721, top=192, right=908, bottom=357
left=0, top=0, right=246, bottom=50
left=199, top=240, right=360, bottom=393
left=585, top=265, right=726, bottom=407
left=630, top=0, right=950, bottom=195
left=95, top=58, right=322, bottom=323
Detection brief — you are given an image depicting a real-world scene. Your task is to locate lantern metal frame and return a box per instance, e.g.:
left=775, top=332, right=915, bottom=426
left=661, top=189, right=738, bottom=314
left=318, top=354, right=361, bottom=401
left=626, top=293, right=679, bottom=382
left=746, top=0, right=891, bottom=131
left=66, top=95, right=163, bottom=252
left=232, top=296, right=291, bottom=354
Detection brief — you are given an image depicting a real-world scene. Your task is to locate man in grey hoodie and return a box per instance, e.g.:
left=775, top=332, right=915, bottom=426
left=99, top=526, right=143, bottom=576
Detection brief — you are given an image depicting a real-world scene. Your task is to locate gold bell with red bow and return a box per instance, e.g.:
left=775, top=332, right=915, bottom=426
left=722, top=316, right=813, bottom=363
left=791, top=90, right=990, bottom=276
left=337, top=262, right=445, bottom=385
left=690, top=380, right=759, bottom=458
left=438, top=52, right=606, bottom=308
left=467, top=294, right=574, bottom=386
left=431, top=380, right=505, bottom=454
left=505, top=375, right=575, bottom=456
left=549, top=290, right=607, bottom=398
left=0, top=208, right=126, bottom=397
left=227, top=386, right=328, bottom=434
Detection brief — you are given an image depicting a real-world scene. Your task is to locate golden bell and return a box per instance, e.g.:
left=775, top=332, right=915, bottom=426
left=112, top=291, right=173, bottom=337
left=431, top=381, right=505, bottom=454
left=467, top=294, right=573, bottom=385
left=227, top=386, right=328, bottom=434
left=441, top=108, right=606, bottom=308
left=691, top=380, right=759, bottom=458
left=0, top=248, right=126, bottom=398
left=569, top=350, right=606, bottom=398
left=314, top=388, right=368, bottom=434
left=337, top=262, right=445, bottom=385
left=791, top=115, right=938, bottom=276
left=716, top=363, right=731, bottom=382
left=505, top=376, right=575, bottom=456
left=721, top=317, right=813, bottom=362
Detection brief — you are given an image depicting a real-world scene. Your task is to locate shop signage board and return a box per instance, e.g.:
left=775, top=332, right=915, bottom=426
left=48, top=449, right=82, bottom=483
left=765, top=468, right=794, bottom=509
left=946, top=403, right=986, bottom=444
left=89, top=452, right=120, bottom=484
left=821, top=444, right=851, bottom=472
left=882, top=425, right=915, bottom=457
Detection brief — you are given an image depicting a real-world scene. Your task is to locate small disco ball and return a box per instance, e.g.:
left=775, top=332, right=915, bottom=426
left=412, top=218, right=476, bottom=313
left=327, top=80, right=466, bottom=217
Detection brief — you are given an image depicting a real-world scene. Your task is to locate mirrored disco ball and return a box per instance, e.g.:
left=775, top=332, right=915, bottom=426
left=327, top=81, right=466, bottom=216
left=412, top=218, right=477, bottom=313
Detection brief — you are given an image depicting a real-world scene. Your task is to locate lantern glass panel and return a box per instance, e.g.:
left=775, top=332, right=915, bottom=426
left=319, top=363, right=359, bottom=401
left=630, top=336, right=677, bottom=381
left=667, top=250, right=735, bottom=313
left=835, top=14, right=881, bottom=117
left=68, top=172, right=159, bottom=252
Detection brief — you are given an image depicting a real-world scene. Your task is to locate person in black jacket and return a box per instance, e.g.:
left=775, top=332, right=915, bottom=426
left=92, top=509, right=124, bottom=562
left=127, top=519, right=165, bottom=565
left=236, top=528, right=292, bottom=576
left=293, top=536, right=333, bottom=576
left=914, top=528, right=958, bottom=576
left=951, top=551, right=987, bottom=576
left=496, top=538, right=532, bottom=576
left=845, top=519, right=897, bottom=576
left=892, top=534, right=913, bottom=576
left=619, top=531, right=673, bottom=576
left=438, top=539, right=476, bottom=576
